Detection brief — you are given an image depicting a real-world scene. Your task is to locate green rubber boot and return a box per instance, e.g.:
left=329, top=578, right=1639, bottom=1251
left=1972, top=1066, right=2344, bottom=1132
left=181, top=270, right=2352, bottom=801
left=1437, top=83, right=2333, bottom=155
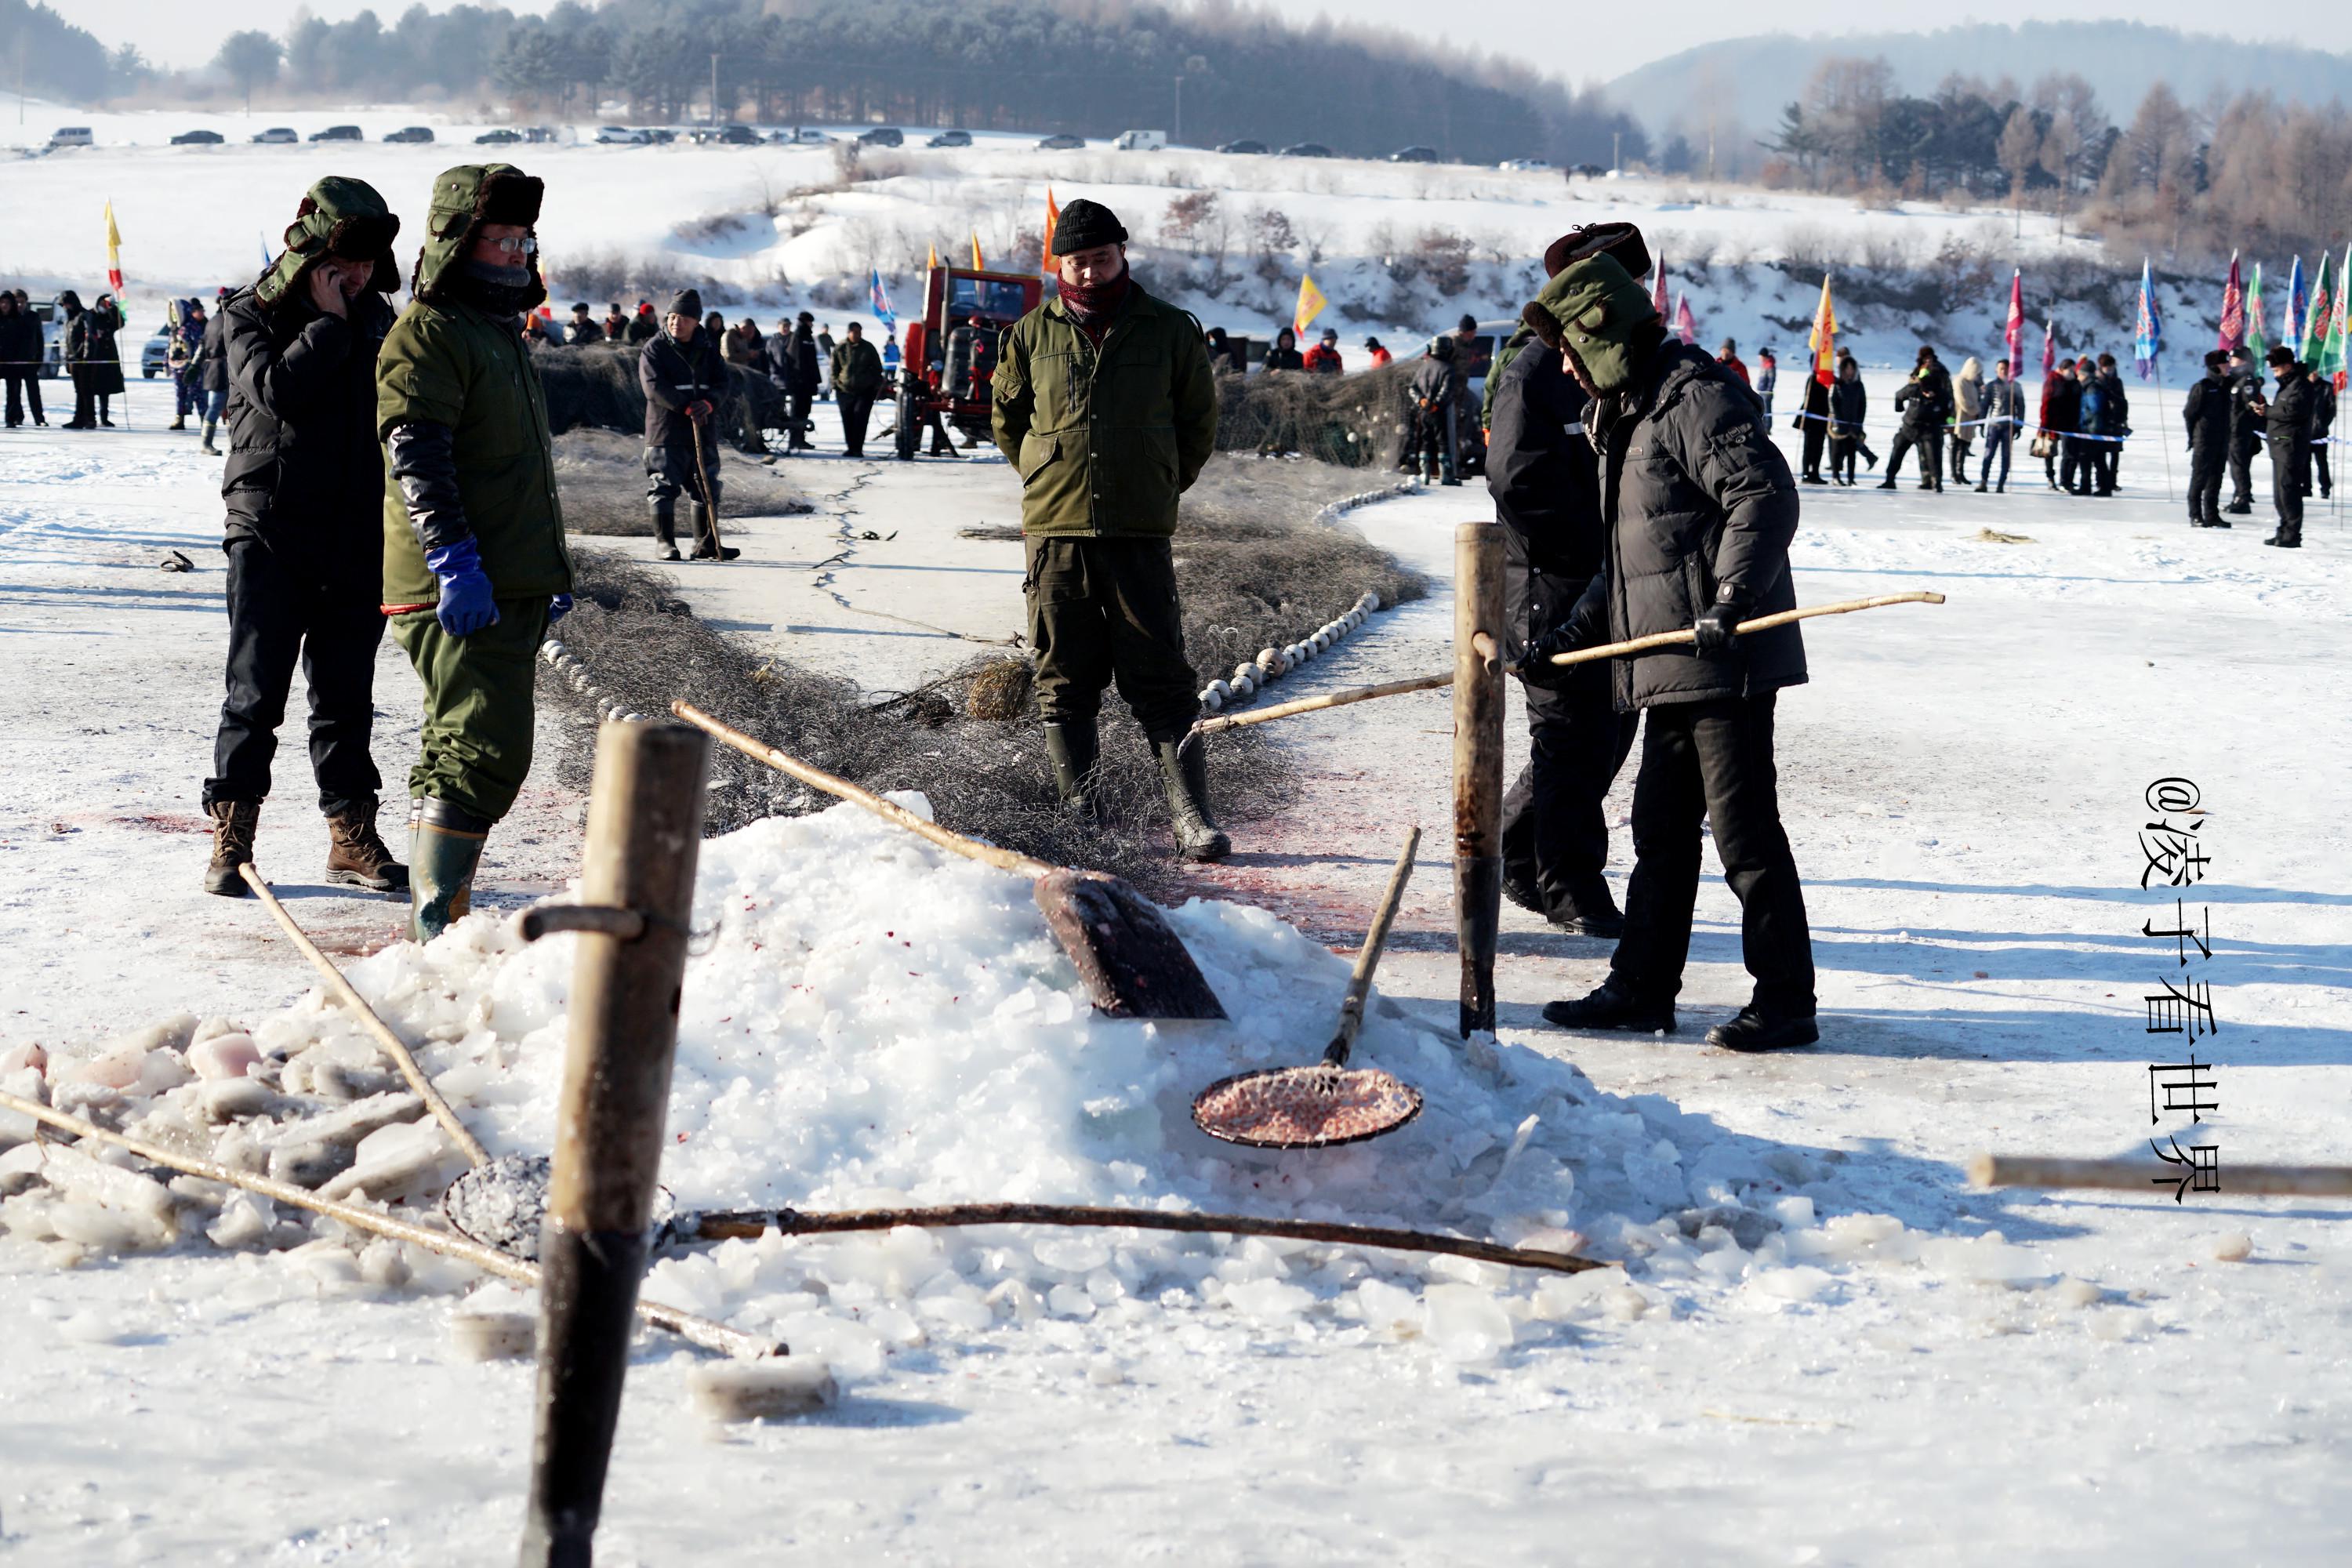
left=408, top=797, right=491, bottom=943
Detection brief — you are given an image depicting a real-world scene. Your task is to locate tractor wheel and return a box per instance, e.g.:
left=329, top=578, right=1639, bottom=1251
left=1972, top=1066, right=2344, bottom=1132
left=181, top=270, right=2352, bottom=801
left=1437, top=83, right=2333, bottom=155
left=895, top=388, right=920, bottom=460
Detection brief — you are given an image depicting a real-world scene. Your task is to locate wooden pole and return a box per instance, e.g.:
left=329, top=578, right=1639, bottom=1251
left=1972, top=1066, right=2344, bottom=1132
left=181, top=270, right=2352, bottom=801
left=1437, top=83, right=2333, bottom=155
left=1971, top=1152, right=2352, bottom=1199
left=521, top=720, right=712, bottom=1568
left=1452, top=521, right=1504, bottom=1037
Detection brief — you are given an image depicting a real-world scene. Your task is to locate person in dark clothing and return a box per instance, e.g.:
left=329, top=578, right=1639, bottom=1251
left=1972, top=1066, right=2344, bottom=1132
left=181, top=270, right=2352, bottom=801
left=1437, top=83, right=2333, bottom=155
left=562, top=302, right=603, bottom=344
left=2043, top=361, right=2081, bottom=492
left=66, top=292, right=128, bottom=427
left=829, top=318, right=884, bottom=456
left=2224, top=346, right=2261, bottom=514
left=2066, top=357, right=2102, bottom=495
left=2183, top=350, right=2233, bottom=528
left=1754, top=347, right=1777, bottom=419
left=601, top=303, right=628, bottom=340
left=1519, top=249, right=1816, bottom=1051
left=2246, top=346, right=2314, bottom=548
left=0, top=290, right=43, bottom=426
left=1203, top=325, right=1241, bottom=375
left=166, top=299, right=206, bottom=429
left=197, top=302, right=230, bottom=454
left=766, top=310, right=821, bottom=451
left=2310, top=376, right=2336, bottom=499
left=624, top=301, right=658, bottom=343
left=1880, top=347, right=1947, bottom=491
left=637, top=288, right=737, bottom=562
left=1261, top=326, right=1305, bottom=373
left=2093, top=353, right=2129, bottom=495
left=1406, top=336, right=1460, bottom=485
left=1795, top=368, right=1829, bottom=482
left=1489, top=226, right=1645, bottom=935
left=201, top=176, right=408, bottom=900
left=815, top=322, right=837, bottom=401
left=1827, top=358, right=1867, bottom=485
left=1977, top=358, right=2022, bottom=493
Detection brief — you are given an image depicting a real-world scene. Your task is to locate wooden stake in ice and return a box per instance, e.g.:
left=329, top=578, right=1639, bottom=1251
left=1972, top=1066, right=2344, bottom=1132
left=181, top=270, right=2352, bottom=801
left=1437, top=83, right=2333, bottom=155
left=521, top=720, right=713, bottom=1568
left=236, top=862, right=489, bottom=1167
left=1453, top=521, right=1505, bottom=1037
left=1971, top=1152, right=2352, bottom=1199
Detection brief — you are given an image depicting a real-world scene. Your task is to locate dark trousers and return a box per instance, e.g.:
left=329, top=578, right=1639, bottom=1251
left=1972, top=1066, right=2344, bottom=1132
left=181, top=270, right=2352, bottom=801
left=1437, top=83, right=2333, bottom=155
left=1828, top=435, right=1858, bottom=483
left=1612, top=693, right=1815, bottom=1016
left=1886, top=427, right=1940, bottom=488
left=174, top=366, right=201, bottom=419
left=1022, top=535, right=1198, bottom=741
left=787, top=391, right=814, bottom=448
left=1502, top=666, right=1637, bottom=920
left=2313, top=441, right=2332, bottom=496
left=2228, top=436, right=2257, bottom=507
left=3, top=370, right=42, bottom=424
left=2096, top=439, right=2120, bottom=495
left=1947, top=433, right=1972, bottom=484
left=1798, top=419, right=1826, bottom=479
left=837, top=390, right=876, bottom=456
left=2188, top=442, right=2225, bottom=523
left=2269, top=438, right=2307, bottom=539
left=2060, top=436, right=2090, bottom=493
left=205, top=539, right=387, bottom=817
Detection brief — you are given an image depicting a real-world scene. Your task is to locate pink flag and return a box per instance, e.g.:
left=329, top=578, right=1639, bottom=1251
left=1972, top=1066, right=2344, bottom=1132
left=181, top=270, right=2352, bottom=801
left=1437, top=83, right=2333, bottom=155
left=2041, top=316, right=2056, bottom=375
left=1671, top=292, right=1696, bottom=345
left=1651, top=253, right=1669, bottom=326
left=2216, top=252, right=2245, bottom=352
left=2004, top=270, right=2024, bottom=370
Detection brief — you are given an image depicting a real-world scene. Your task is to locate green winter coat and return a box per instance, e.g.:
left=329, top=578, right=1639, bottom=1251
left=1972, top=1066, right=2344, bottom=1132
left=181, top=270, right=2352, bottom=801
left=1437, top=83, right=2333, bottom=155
left=830, top=336, right=884, bottom=397
left=990, top=281, right=1218, bottom=537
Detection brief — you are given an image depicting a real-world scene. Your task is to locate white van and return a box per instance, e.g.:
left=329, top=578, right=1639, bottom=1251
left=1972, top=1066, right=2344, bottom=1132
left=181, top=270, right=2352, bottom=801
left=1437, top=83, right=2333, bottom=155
left=47, top=127, right=93, bottom=148
left=1113, top=129, right=1167, bottom=151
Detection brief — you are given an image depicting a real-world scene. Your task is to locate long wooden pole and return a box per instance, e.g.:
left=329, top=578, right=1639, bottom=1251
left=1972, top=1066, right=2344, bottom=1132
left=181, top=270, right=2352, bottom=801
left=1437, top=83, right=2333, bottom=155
left=522, top=720, right=713, bottom=1568
left=237, top=862, right=489, bottom=1167
left=1453, top=522, right=1504, bottom=1037
left=0, top=1087, right=774, bottom=1359
left=1191, top=591, right=1947, bottom=736
left=1971, top=1152, right=2352, bottom=1198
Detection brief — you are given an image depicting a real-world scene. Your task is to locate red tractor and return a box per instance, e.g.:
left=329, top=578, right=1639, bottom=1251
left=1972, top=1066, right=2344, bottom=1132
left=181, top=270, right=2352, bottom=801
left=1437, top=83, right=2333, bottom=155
left=893, top=265, right=1043, bottom=460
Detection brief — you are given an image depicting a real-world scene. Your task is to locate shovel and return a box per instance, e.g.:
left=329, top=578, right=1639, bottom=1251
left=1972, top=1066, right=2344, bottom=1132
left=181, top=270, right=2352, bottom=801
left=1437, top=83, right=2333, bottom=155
left=672, top=700, right=1225, bottom=1021
left=1191, top=826, right=1424, bottom=1149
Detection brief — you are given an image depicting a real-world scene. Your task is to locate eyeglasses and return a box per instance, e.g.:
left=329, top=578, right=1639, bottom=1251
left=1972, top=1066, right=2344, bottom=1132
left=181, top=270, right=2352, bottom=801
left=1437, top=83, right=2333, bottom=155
left=479, top=234, right=538, bottom=256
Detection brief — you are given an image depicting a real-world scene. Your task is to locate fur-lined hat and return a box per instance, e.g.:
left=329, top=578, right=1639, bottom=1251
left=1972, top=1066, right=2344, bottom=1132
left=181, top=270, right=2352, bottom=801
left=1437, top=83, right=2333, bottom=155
left=256, top=176, right=401, bottom=309
left=408, top=163, right=547, bottom=308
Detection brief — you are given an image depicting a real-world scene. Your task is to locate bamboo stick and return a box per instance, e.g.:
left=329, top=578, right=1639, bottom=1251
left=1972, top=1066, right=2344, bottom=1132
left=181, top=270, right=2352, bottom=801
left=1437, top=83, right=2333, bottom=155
left=238, top=862, right=489, bottom=1167
left=0, top=1087, right=779, bottom=1359
left=1453, top=522, right=1505, bottom=1037
left=1971, top=1152, right=2352, bottom=1199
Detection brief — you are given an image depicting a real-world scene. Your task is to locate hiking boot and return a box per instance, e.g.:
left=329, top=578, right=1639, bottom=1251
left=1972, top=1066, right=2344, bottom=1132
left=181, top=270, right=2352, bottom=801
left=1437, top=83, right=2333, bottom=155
left=1705, top=1007, right=1820, bottom=1052
left=409, top=797, right=491, bottom=942
left=325, top=797, right=408, bottom=894
left=201, top=800, right=260, bottom=897
left=2223, top=501, right=2252, bottom=514
left=1043, top=719, right=1099, bottom=815
left=169, top=415, right=186, bottom=431
left=2208, top=517, right=2230, bottom=528
left=1153, top=735, right=1229, bottom=862
left=1541, top=978, right=1674, bottom=1034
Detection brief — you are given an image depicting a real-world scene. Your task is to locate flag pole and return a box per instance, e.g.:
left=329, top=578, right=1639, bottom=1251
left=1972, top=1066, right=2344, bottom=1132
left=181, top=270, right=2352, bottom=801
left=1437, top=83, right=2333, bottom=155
left=2152, top=350, right=2172, bottom=503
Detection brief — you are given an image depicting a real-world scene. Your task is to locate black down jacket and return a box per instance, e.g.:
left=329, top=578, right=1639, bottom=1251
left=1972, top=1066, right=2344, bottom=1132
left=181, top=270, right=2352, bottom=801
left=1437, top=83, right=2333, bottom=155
left=1486, top=340, right=1602, bottom=688
left=1584, top=339, right=1806, bottom=711
left=2182, top=372, right=2230, bottom=449
left=639, top=328, right=728, bottom=456
left=218, top=282, right=395, bottom=601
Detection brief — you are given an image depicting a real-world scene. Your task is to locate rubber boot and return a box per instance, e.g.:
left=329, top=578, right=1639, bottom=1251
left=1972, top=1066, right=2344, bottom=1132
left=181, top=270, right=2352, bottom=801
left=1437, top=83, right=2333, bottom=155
left=1153, top=735, right=1229, bottom=862
left=409, top=797, right=491, bottom=943
left=1042, top=720, right=1099, bottom=815
left=201, top=800, right=260, bottom=897
left=325, top=796, right=408, bottom=893
left=650, top=495, right=681, bottom=561
left=200, top=419, right=220, bottom=456
left=688, top=502, right=739, bottom=561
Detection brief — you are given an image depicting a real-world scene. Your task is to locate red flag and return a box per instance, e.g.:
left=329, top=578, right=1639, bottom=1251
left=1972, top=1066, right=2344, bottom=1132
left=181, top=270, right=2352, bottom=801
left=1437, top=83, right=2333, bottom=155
left=2041, top=316, right=2056, bottom=375
left=1671, top=292, right=1696, bottom=345
left=2004, top=270, right=2024, bottom=371
left=2216, top=252, right=2245, bottom=352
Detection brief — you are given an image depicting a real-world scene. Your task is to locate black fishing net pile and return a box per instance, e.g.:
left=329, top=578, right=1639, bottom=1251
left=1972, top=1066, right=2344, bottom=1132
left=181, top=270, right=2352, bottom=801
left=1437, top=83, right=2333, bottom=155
left=552, top=428, right=814, bottom=536
left=1213, top=363, right=1417, bottom=468
left=536, top=340, right=779, bottom=439
left=538, top=456, right=1426, bottom=891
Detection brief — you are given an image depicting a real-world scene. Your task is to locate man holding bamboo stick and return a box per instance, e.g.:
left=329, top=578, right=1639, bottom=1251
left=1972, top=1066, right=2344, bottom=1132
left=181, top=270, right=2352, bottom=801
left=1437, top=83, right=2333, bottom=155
left=1516, top=249, right=1818, bottom=1052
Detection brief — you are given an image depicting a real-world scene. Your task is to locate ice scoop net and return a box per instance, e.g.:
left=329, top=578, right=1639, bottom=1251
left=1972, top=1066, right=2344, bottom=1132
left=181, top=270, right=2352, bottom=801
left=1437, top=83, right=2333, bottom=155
left=1192, top=826, right=1424, bottom=1148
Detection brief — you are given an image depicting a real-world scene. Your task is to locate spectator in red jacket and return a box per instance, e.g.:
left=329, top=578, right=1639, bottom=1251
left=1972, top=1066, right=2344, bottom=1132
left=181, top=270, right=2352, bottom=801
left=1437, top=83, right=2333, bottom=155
left=1717, top=337, right=1750, bottom=387
left=1302, top=326, right=1343, bottom=375
left=1365, top=336, right=1391, bottom=368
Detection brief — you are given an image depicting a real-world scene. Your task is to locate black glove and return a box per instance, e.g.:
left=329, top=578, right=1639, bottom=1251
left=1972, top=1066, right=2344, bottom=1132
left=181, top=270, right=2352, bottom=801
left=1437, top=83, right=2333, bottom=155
left=1693, top=586, right=1748, bottom=657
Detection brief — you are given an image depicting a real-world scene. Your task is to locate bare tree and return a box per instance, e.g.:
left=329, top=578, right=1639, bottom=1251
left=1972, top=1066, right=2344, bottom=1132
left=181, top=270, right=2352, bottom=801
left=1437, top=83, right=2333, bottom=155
left=2039, top=111, right=2083, bottom=242
left=1998, top=105, right=2040, bottom=238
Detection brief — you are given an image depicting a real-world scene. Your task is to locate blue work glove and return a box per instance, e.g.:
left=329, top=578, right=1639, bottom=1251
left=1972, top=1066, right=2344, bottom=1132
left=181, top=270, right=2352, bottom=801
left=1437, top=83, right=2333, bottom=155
left=1693, top=586, right=1747, bottom=657
left=426, top=539, right=499, bottom=637
left=548, top=593, right=573, bottom=624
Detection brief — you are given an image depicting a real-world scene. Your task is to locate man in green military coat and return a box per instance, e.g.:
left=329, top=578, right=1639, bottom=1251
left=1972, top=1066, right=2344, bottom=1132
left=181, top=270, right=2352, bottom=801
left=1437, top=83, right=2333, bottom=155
left=990, top=198, right=1226, bottom=860
left=376, top=163, right=573, bottom=940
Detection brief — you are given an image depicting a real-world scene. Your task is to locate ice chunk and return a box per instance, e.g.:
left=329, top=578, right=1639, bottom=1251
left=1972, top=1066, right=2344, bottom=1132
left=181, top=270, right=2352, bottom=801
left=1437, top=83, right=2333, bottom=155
left=2211, top=1233, right=2252, bottom=1263
left=189, top=1034, right=263, bottom=1081
left=1769, top=1195, right=1816, bottom=1229
left=1918, top=1234, right=2048, bottom=1285
left=1424, top=1283, right=1513, bottom=1361
left=1748, top=1265, right=1835, bottom=1304
left=1221, top=1277, right=1314, bottom=1321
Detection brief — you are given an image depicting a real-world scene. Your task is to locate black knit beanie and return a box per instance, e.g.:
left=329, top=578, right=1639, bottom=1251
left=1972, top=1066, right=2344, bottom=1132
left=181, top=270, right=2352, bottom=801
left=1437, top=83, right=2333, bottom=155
left=1054, top=198, right=1128, bottom=252
left=667, top=288, right=702, bottom=319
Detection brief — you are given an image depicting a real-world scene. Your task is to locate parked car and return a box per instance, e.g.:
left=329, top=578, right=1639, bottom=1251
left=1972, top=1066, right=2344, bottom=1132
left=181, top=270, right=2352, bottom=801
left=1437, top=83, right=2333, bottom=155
left=926, top=129, right=971, bottom=148
left=1217, top=139, right=1269, bottom=155
left=310, top=125, right=361, bottom=143
left=1498, top=157, right=1551, bottom=172
left=46, top=126, right=93, bottom=148
left=691, top=124, right=760, bottom=146
left=1112, top=129, right=1166, bottom=151
left=785, top=127, right=833, bottom=144
left=648, top=129, right=678, bottom=144
left=522, top=126, right=560, bottom=143
left=251, top=127, right=298, bottom=144
left=1568, top=162, right=1608, bottom=180
left=857, top=126, right=903, bottom=147
left=1278, top=142, right=1332, bottom=158
left=1036, top=133, right=1085, bottom=150
left=474, top=128, right=521, bottom=145
left=143, top=329, right=171, bottom=379
left=594, top=125, right=651, bottom=145
left=26, top=297, right=64, bottom=377
left=169, top=129, right=223, bottom=146
left=1388, top=145, right=1439, bottom=163
left=384, top=125, right=434, bottom=143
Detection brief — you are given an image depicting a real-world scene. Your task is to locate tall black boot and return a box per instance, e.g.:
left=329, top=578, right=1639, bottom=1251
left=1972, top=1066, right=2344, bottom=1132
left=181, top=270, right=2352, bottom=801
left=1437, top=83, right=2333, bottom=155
left=1152, top=735, right=1229, bottom=862
left=1042, top=719, right=1098, bottom=814
left=688, top=502, right=739, bottom=561
left=650, top=495, right=681, bottom=561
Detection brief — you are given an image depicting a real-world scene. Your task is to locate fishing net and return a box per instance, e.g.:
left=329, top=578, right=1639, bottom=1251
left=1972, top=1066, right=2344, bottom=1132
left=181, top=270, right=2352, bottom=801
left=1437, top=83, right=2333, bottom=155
left=551, top=426, right=813, bottom=536
left=1214, top=362, right=1418, bottom=468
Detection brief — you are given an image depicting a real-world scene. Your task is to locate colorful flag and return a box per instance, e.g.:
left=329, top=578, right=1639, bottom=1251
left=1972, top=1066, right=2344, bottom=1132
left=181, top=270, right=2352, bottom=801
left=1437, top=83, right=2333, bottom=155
left=971, top=232, right=985, bottom=270
left=1650, top=253, right=1668, bottom=327
left=1292, top=273, right=1327, bottom=336
left=2285, top=255, right=2307, bottom=350
left=104, top=199, right=122, bottom=292
left=2004, top=270, right=2024, bottom=370
left=1671, top=291, right=1696, bottom=345
left=2041, top=316, right=2055, bottom=376
left=2132, top=258, right=2161, bottom=380
left=2245, top=262, right=2269, bottom=362
left=1041, top=185, right=1060, bottom=277
left=2325, top=244, right=2352, bottom=384
left=926, top=241, right=938, bottom=271
left=868, top=267, right=895, bottom=330
left=1806, top=275, right=1837, bottom=386
left=2300, top=252, right=2332, bottom=365
left=2216, top=252, right=2245, bottom=352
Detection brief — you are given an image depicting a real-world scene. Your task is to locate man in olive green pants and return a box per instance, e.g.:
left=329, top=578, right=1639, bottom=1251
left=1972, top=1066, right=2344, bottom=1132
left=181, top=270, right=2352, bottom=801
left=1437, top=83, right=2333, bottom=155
left=377, top=163, right=573, bottom=940
left=991, top=198, right=1227, bottom=860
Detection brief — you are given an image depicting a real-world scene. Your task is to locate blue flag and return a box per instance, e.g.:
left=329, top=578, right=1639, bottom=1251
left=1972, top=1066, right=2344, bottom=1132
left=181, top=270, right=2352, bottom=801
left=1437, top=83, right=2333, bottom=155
left=2132, top=258, right=2162, bottom=381
left=2286, top=255, right=2307, bottom=349
left=868, top=267, right=895, bottom=330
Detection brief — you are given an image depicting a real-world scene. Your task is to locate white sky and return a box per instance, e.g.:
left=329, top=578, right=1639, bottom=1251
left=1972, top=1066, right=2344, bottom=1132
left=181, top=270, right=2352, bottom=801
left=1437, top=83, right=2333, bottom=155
left=67, top=1, right=2352, bottom=86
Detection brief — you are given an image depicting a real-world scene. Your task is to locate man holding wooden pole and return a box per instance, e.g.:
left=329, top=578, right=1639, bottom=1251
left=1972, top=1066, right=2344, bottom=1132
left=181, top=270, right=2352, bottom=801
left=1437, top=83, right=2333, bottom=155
left=1516, top=249, right=1819, bottom=1052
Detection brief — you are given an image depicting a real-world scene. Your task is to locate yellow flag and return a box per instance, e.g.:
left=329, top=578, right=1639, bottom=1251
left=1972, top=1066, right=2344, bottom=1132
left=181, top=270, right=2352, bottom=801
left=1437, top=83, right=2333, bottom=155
left=1292, top=273, right=1327, bottom=336
left=1807, top=274, right=1837, bottom=386
left=1041, top=185, right=1060, bottom=276
left=105, top=198, right=123, bottom=292
left=971, top=232, right=985, bottom=270
left=927, top=241, right=938, bottom=271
